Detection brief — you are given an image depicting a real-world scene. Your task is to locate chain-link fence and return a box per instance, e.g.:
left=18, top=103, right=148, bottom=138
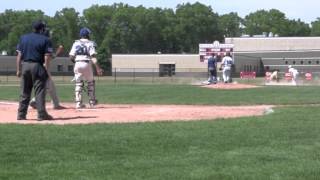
left=0, top=67, right=210, bottom=85
left=2, top=66, right=320, bottom=86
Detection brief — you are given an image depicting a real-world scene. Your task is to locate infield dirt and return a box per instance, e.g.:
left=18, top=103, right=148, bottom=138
left=0, top=102, right=272, bottom=125
left=0, top=83, right=271, bottom=125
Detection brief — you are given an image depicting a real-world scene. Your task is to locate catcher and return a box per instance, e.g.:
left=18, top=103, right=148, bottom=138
left=69, top=27, right=103, bottom=109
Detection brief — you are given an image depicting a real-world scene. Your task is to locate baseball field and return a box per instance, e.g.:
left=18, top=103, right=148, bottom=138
left=1, top=80, right=320, bottom=179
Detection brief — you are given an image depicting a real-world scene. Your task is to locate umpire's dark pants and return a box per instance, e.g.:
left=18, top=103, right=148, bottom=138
left=209, top=69, right=217, bottom=78
left=17, top=62, right=48, bottom=118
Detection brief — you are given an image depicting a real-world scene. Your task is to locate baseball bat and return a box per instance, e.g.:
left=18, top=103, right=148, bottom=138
left=55, top=45, right=64, bottom=57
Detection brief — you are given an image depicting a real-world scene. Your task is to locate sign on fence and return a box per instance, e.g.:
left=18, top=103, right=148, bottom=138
left=240, top=71, right=256, bottom=79
left=305, top=72, right=312, bottom=80
left=285, top=72, right=292, bottom=80
left=265, top=72, right=272, bottom=80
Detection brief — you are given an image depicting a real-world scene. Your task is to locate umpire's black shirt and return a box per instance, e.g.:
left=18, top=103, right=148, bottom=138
left=17, top=32, right=53, bottom=63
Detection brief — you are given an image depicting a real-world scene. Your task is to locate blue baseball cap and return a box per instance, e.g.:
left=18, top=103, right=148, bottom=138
left=80, top=27, right=91, bottom=37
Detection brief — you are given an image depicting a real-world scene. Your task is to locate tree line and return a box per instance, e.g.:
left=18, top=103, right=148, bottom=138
left=1, top=2, right=320, bottom=70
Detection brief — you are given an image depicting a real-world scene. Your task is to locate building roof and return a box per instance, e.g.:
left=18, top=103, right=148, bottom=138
left=225, top=37, right=320, bottom=52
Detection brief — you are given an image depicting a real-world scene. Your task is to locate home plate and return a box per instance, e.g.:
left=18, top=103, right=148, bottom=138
left=76, top=108, right=100, bottom=111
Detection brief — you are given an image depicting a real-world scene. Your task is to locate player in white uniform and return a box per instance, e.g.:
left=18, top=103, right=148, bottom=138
left=269, top=69, right=279, bottom=82
left=220, top=52, right=234, bottom=83
left=69, top=28, right=103, bottom=109
left=288, top=65, right=299, bottom=85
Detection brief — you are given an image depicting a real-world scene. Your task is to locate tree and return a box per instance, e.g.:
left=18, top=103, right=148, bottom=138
left=219, top=12, right=243, bottom=37
left=244, top=9, right=288, bottom=36
left=0, top=9, right=47, bottom=55
left=175, top=2, right=223, bottom=53
left=311, top=18, right=320, bottom=36
left=81, top=5, right=117, bottom=71
left=104, top=3, right=138, bottom=54
left=82, top=5, right=115, bottom=46
left=159, top=8, right=180, bottom=53
left=51, top=8, right=80, bottom=54
left=131, top=6, right=175, bottom=53
left=286, top=19, right=310, bottom=36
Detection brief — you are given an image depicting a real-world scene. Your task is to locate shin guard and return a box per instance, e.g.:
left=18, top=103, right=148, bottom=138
left=87, top=80, right=97, bottom=106
left=75, top=80, right=84, bottom=104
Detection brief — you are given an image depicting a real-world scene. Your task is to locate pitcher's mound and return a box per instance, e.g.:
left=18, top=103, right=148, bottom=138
left=202, top=82, right=260, bottom=89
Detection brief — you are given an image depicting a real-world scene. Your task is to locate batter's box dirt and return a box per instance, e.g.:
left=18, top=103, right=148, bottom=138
left=0, top=101, right=273, bottom=125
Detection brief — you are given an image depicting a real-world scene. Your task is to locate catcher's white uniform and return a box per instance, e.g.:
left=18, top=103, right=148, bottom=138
left=69, top=38, right=97, bottom=108
left=221, top=55, right=234, bottom=83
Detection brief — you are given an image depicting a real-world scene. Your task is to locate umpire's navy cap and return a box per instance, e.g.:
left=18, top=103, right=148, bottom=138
left=32, top=20, right=46, bottom=31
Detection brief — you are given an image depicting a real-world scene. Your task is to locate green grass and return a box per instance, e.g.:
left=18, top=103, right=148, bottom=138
left=1, top=83, right=320, bottom=105
left=1, top=106, right=320, bottom=179
left=1, top=83, right=320, bottom=179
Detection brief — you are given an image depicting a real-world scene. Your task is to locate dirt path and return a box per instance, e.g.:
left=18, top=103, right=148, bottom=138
left=0, top=101, right=272, bottom=125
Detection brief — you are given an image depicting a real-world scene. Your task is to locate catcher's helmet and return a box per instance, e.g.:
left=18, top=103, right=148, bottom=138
left=80, top=27, right=91, bottom=38
left=43, top=28, right=50, bottom=37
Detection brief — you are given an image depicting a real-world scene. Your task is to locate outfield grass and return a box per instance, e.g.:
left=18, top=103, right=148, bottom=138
left=1, top=83, right=320, bottom=105
left=1, top=83, right=320, bottom=179
left=1, top=106, right=320, bottom=179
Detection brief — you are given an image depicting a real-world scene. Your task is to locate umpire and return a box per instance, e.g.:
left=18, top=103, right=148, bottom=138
left=16, top=20, right=53, bottom=120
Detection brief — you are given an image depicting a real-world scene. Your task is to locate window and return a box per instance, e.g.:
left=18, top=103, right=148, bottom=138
left=285, top=61, right=288, bottom=65
left=300, top=61, right=304, bottom=64
left=308, top=61, right=312, bottom=64
left=68, top=65, right=73, bottom=72
left=159, top=64, right=175, bottom=77
left=57, top=64, right=63, bottom=72
left=317, top=60, right=320, bottom=65
left=293, top=61, right=296, bottom=65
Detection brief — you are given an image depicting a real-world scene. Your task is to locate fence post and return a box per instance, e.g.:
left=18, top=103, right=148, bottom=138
left=114, top=67, right=117, bottom=83
left=133, top=68, right=135, bottom=83
left=6, top=67, right=8, bottom=83
left=152, top=68, right=154, bottom=83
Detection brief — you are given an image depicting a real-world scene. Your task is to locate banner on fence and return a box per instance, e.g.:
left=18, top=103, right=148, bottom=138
left=240, top=71, right=256, bottom=79
left=305, top=72, right=312, bottom=80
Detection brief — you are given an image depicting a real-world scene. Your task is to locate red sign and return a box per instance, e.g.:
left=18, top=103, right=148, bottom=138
left=240, top=71, right=256, bottom=79
left=285, top=72, right=292, bottom=80
left=265, top=72, right=272, bottom=80
left=305, top=72, right=312, bottom=80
